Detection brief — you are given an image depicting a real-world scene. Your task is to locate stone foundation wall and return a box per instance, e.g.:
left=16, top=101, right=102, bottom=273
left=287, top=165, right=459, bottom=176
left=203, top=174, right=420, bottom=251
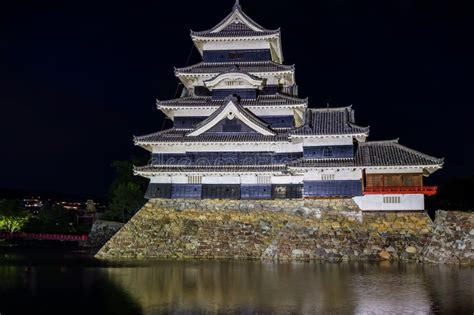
left=88, top=220, right=124, bottom=248
left=96, top=199, right=439, bottom=262
left=422, top=210, right=473, bottom=265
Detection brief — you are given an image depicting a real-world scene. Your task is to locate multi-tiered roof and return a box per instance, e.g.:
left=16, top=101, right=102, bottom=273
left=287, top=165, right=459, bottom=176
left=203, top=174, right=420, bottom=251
left=134, top=1, right=442, bottom=203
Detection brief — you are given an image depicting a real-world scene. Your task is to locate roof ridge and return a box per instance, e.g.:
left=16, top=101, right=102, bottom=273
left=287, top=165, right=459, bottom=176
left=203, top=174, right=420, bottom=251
left=393, top=142, right=444, bottom=163
left=134, top=128, right=183, bottom=141
left=309, top=105, right=352, bottom=112
left=190, top=1, right=279, bottom=37
left=157, top=96, right=209, bottom=104
left=274, top=93, right=308, bottom=102
left=233, top=0, right=241, bottom=10
left=348, top=122, right=370, bottom=132
left=356, top=139, right=444, bottom=167
left=360, top=139, right=400, bottom=145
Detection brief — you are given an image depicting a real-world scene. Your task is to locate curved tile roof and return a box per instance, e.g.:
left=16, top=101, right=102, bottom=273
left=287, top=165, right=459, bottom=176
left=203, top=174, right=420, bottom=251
left=135, top=128, right=290, bottom=144
left=175, top=61, right=294, bottom=75
left=157, top=94, right=307, bottom=108
left=356, top=140, right=444, bottom=167
left=289, top=140, right=443, bottom=168
left=288, top=158, right=357, bottom=168
left=291, top=106, right=369, bottom=136
left=191, top=3, right=279, bottom=38
left=135, top=164, right=286, bottom=174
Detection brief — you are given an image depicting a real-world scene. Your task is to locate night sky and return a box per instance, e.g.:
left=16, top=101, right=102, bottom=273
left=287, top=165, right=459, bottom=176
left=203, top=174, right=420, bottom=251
left=0, top=0, right=471, bottom=198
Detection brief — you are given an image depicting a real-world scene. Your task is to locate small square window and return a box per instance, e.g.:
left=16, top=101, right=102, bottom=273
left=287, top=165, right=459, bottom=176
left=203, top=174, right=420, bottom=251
left=323, top=147, right=333, bottom=157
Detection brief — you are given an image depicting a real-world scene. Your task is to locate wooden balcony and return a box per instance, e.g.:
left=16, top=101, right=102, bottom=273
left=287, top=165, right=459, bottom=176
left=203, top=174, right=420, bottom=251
left=364, top=186, right=437, bottom=196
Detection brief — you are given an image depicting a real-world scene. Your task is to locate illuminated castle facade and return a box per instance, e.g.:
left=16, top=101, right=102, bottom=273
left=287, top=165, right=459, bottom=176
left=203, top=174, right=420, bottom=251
left=134, top=2, right=442, bottom=211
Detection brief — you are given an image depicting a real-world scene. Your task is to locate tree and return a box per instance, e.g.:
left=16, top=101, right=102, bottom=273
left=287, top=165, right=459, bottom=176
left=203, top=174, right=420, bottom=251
left=0, top=200, right=30, bottom=234
left=37, top=203, right=77, bottom=234
left=104, top=182, right=145, bottom=222
left=103, top=159, right=147, bottom=223
left=108, top=159, right=148, bottom=197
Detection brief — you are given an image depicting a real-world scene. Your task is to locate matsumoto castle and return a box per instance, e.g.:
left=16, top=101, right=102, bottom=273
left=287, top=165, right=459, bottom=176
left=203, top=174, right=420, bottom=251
left=134, top=1, right=443, bottom=211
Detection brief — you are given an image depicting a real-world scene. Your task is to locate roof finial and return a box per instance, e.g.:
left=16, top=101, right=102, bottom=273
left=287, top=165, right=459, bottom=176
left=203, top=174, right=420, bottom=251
left=234, top=0, right=241, bottom=10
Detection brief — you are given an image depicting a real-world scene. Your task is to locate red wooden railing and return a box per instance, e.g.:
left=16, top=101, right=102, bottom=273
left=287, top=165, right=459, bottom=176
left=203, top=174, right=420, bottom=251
left=0, top=232, right=88, bottom=241
left=364, top=186, right=437, bottom=196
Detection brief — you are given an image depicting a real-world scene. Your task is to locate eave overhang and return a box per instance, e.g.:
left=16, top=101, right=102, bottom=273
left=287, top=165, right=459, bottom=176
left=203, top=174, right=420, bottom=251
left=204, top=71, right=264, bottom=91
left=134, top=165, right=287, bottom=177
left=189, top=2, right=283, bottom=62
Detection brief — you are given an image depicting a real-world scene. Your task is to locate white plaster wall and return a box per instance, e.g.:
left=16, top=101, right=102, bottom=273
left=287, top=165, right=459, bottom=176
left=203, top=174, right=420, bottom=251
left=366, top=168, right=424, bottom=174
left=150, top=175, right=304, bottom=185
left=353, top=194, right=425, bottom=211
left=179, top=72, right=294, bottom=88
left=150, top=142, right=302, bottom=154
left=150, top=176, right=172, bottom=184
left=202, top=176, right=241, bottom=184
left=304, top=169, right=362, bottom=181
left=240, top=175, right=258, bottom=184
left=302, top=137, right=354, bottom=146
left=248, top=107, right=299, bottom=116
left=271, top=175, right=304, bottom=184
left=150, top=146, right=187, bottom=154
left=170, top=175, right=188, bottom=184
left=171, top=107, right=302, bottom=119
left=203, top=40, right=271, bottom=51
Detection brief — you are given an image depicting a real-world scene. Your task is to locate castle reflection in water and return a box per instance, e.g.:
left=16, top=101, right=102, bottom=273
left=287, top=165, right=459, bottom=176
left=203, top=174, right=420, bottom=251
left=0, top=258, right=472, bottom=314
left=102, top=261, right=471, bottom=314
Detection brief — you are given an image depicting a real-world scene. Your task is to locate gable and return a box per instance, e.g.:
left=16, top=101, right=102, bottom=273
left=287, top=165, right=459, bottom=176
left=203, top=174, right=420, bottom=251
left=206, top=116, right=260, bottom=134
left=211, top=6, right=266, bottom=34
left=204, top=72, right=264, bottom=91
left=186, top=97, right=276, bottom=137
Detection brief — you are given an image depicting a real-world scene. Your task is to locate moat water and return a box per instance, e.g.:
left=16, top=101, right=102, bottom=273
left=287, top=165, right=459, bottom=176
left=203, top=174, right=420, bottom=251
left=0, top=247, right=472, bottom=314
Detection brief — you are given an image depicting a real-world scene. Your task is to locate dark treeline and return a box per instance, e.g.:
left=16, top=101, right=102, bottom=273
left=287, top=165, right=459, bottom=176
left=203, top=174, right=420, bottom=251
left=0, top=200, right=89, bottom=234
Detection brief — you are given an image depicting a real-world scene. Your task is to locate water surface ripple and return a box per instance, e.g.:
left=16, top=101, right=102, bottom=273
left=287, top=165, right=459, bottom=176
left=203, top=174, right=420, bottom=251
left=0, top=248, right=472, bottom=314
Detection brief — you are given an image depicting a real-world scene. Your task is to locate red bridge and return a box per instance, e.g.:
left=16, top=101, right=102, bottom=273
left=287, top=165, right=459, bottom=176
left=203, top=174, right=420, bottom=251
left=0, top=232, right=88, bottom=242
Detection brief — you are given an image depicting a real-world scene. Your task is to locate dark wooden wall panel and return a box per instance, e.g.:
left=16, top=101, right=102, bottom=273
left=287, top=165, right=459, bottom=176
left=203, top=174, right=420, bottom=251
left=241, top=185, right=272, bottom=199
left=203, top=49, right=271, bottom=62
left=171, top=184, right=202, bottom=199
left=304, top=180, right=362, bottom=197
left=202, top=185, right=241, bottom=199
left=303, top=145, right=354, bottom=159
left=212, top=89, right=257, bottom=100
left=145, top=184, right=172, bottom=199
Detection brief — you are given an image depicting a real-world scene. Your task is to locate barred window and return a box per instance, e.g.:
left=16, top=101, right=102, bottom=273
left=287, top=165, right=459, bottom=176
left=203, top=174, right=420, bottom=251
left=321, top=174, right=335, bottom=181
left=188, top=176, right=202, bottom=184
left=383, top=196, right=401, bottom=204
left=257, top=175, right=271, bottom=184
left=323, top=147, right=333, bottom=157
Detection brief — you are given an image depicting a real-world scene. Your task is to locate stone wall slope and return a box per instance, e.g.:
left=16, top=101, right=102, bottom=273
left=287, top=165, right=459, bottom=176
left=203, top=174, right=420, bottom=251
left=96, top=199, right=445, bottom=262
left=88, top=220, right=124, bottom=248
left=422, top=210, right=473, bottom=265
